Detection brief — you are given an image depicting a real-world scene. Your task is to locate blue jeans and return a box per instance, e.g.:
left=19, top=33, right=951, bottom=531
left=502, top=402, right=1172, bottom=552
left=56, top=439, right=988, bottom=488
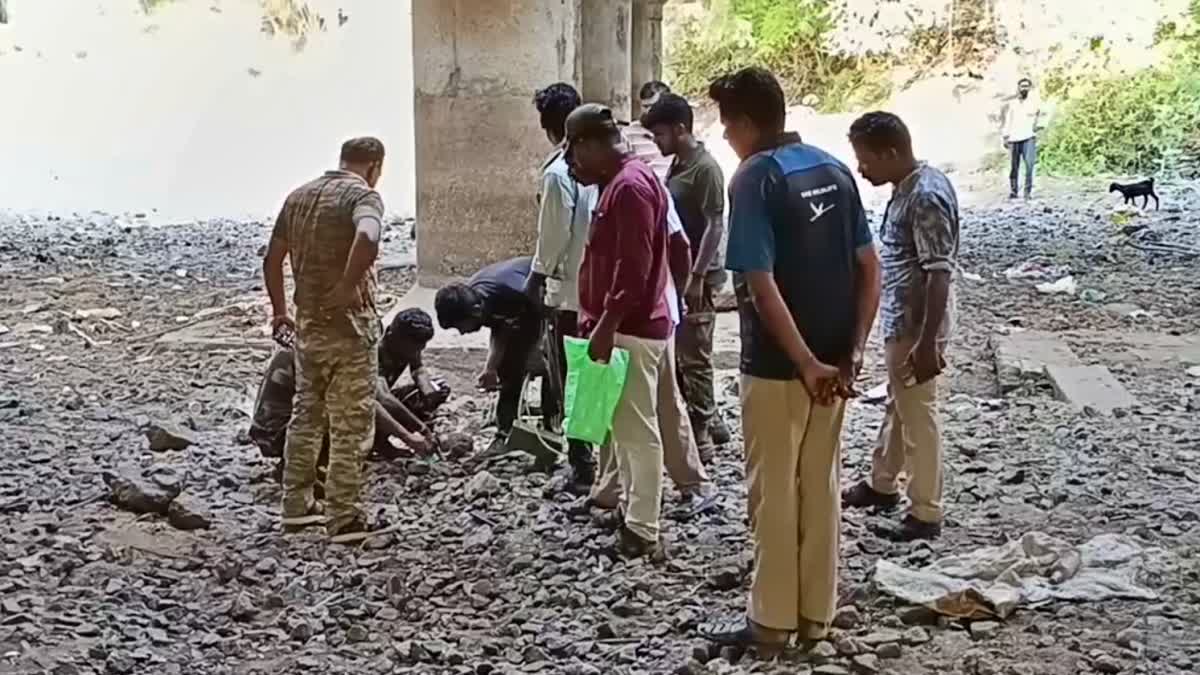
left=1009, top=137, right=1037, bottom=196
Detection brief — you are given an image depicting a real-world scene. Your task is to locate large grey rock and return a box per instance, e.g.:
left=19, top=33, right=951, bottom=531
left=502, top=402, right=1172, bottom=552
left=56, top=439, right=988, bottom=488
left=143, top=422, right=196, bottom=451
left=167, top=495, right=212, bottom=530
left=465, top=470, right=501, bottom=500
left=103, top=469, right=180, bottom=515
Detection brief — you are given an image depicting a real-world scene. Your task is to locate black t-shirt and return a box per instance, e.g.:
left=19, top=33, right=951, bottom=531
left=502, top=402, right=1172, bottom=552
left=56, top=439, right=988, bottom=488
left=469, top=256, right=536, bottom=331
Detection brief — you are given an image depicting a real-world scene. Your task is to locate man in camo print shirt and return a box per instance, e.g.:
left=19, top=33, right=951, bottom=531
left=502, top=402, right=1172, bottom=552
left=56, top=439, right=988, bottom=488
left=843, top=112, right=959, bottom=543
left=262, top=136, right=388, bottom=544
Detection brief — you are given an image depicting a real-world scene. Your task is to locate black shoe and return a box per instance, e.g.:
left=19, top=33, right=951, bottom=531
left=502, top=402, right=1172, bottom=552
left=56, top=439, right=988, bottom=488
left=1009, top=192, right=1019, bottom=199
left=709, top=416, right=732, bottom=445
left=841, top=480, right=901, bottom=510
left=592, top=507, right=624, bottom=531
left=473, top=435, right=511, bottom=462
left=698, top=616, right=799, bottom=656
left=569, top=459, right=595, bottom=491
left=616, top=525, right=665, bottom=561
left=875, top=514, right=942, bottom=542
left=328, top=512, right=395, bottom=545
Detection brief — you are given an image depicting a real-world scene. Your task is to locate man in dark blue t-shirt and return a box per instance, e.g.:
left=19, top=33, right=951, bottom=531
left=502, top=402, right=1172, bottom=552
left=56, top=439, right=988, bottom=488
left=435, top=257, right=552, bottom=454
left=699, top=67, right=881, bottom=651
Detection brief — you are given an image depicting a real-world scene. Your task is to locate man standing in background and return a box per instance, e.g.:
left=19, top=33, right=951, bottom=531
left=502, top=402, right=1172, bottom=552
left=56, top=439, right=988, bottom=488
left=623, top=80, right=674, bottom=181
left=526, top=82, right=599, bottom=494
left=262, top=137, right=387, bottom=544
left=1001, top=77, right=1044, bottom=200
left=642, top=92, right=728, bottom=458
left=843, top=111, right=959, bottom=543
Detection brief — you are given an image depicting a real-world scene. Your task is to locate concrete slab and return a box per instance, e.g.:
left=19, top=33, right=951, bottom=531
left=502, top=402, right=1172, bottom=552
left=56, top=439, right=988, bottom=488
left=1044, top=364, right=1138, bottom=414
left=991, top=330, right=1081, bottom=393
left=1063, top=330, right=1200, bottom=368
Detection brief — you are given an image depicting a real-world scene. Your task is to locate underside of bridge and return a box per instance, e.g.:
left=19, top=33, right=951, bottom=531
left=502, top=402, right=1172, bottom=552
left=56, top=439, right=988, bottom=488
left=412, top=0, right=665, bottom=285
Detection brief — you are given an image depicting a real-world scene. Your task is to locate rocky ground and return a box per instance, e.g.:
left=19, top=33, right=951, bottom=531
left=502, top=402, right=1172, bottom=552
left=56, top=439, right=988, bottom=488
left=1, top=178, right=1198, bottom=675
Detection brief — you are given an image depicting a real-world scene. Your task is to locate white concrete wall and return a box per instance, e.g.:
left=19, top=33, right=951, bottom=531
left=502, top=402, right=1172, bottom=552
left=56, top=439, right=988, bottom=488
left=0, top=0, right=415, bottom=221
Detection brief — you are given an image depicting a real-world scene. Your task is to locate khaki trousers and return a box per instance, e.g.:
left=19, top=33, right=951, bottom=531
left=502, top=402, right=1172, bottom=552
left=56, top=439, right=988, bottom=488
left=870, top=338, right=945, bottom=523
left=742, top=374, right=846, bottom=631
left=604, top=333, right=668, bottom=541
left=591, top=335, right=711, bottom=510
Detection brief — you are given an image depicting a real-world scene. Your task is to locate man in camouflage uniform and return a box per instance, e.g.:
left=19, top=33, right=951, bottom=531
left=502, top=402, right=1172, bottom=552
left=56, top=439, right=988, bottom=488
left=262, top=137, right=387, bottom=544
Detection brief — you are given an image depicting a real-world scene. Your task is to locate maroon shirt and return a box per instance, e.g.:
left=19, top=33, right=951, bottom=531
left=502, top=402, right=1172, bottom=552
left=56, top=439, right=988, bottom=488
left=579, top=156, right=672, bottom=340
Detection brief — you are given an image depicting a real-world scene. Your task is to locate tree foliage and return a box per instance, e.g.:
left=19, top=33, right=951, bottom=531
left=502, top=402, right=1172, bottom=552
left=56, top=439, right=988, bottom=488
left=1040, top=7, right=1200, bottom=176
left=666, top=0, right=891, bottom=111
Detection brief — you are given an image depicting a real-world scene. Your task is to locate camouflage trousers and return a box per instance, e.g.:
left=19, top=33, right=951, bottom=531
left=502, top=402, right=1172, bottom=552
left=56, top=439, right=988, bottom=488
left=282, top=319, right=379, bottom=532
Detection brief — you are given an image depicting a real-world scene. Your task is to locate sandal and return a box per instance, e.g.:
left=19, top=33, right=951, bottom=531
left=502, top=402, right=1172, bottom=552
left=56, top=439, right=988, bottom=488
left=281, top=500, right=326, bottom=532
left=328, top=511, right=405, bottom=545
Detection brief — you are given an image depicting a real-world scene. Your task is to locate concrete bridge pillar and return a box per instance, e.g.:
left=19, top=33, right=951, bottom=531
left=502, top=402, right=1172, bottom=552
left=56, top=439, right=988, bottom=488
left=580, top=0, right=633, bottom=120
left=411, top=0, right=665, bottom=286
left=631, top=0, right=666, bottom=115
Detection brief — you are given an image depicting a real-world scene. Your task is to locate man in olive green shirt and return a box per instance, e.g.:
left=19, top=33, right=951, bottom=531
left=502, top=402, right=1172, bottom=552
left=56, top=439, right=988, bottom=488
left=642, top=93, right=728, bottom=454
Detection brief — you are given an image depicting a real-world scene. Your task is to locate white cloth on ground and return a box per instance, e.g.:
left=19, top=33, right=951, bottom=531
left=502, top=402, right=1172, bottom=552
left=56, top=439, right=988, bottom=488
left=874, top=531, right=1159, bottom=619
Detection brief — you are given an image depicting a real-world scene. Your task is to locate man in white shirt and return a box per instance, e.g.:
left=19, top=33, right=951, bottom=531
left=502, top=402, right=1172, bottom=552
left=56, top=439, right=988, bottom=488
left=1001, top=78, right=1044, bottom=200
left=527, top=82, right=599, bottom=493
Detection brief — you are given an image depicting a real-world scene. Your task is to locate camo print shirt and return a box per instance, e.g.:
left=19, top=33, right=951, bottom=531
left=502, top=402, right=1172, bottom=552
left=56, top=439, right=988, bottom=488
left=273, top=170, right=385, bottom=338
left=878, top=163, right=960, bottom=344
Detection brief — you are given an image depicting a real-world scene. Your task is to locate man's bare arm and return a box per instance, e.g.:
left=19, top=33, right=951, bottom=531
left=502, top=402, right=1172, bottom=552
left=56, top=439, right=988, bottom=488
left=377, top=386, right=426, bottom=435
left=692, top=214, right=725, bottom=277
left=484, top=331, right=505, bottom=375
left=918, top=271, right=951, bottom=349
left=852, top=245, right=882, bottom=354
left=412, top=366, right=437, bottom=396
left=263, top=235, right=289, bottom=320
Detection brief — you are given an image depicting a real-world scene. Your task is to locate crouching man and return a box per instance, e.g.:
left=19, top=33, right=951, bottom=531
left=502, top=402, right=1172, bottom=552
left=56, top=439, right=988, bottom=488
left=435, top=256, right=555, bottom=456
left=250, top=308, right=441, bottom=484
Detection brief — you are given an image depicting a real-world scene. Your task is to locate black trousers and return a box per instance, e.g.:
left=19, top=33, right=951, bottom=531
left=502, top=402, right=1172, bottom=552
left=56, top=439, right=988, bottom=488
left=545, top=308, right=595, bottom=472
left=495, top=316, right=552, bottom=433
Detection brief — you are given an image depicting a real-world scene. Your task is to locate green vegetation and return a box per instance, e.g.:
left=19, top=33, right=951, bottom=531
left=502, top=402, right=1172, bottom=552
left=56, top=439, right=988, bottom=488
left=668, top=0, right=1200, bottom=176
left=666, top=0, right=891, bottom=112
left=1040, top=50, right=1200, bottom=176
left=1040, top=10, right=1200, bottom=176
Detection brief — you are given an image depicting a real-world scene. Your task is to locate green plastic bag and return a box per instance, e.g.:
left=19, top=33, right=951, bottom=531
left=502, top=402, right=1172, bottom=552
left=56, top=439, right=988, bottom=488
left=563, top=336, right=631, bottom=444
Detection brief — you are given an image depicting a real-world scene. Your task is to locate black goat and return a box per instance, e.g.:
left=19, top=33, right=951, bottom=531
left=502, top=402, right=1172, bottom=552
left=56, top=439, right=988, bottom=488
left=1109, top=178, right=1159, bottom=210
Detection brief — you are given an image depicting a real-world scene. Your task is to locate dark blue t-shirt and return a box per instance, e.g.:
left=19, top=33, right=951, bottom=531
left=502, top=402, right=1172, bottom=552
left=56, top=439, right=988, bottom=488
left=469, top=256, right=535, bottom=331
left=725, top=135, right=873, bottom=380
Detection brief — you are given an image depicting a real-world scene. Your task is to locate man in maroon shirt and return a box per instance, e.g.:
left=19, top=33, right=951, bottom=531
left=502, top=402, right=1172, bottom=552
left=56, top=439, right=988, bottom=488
left=565, top=103, right=673, bottom=559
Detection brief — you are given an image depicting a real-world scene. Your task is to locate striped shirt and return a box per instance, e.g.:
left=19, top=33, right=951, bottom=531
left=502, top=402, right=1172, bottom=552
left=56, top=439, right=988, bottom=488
left=622, top=122, right=672, bottom=182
